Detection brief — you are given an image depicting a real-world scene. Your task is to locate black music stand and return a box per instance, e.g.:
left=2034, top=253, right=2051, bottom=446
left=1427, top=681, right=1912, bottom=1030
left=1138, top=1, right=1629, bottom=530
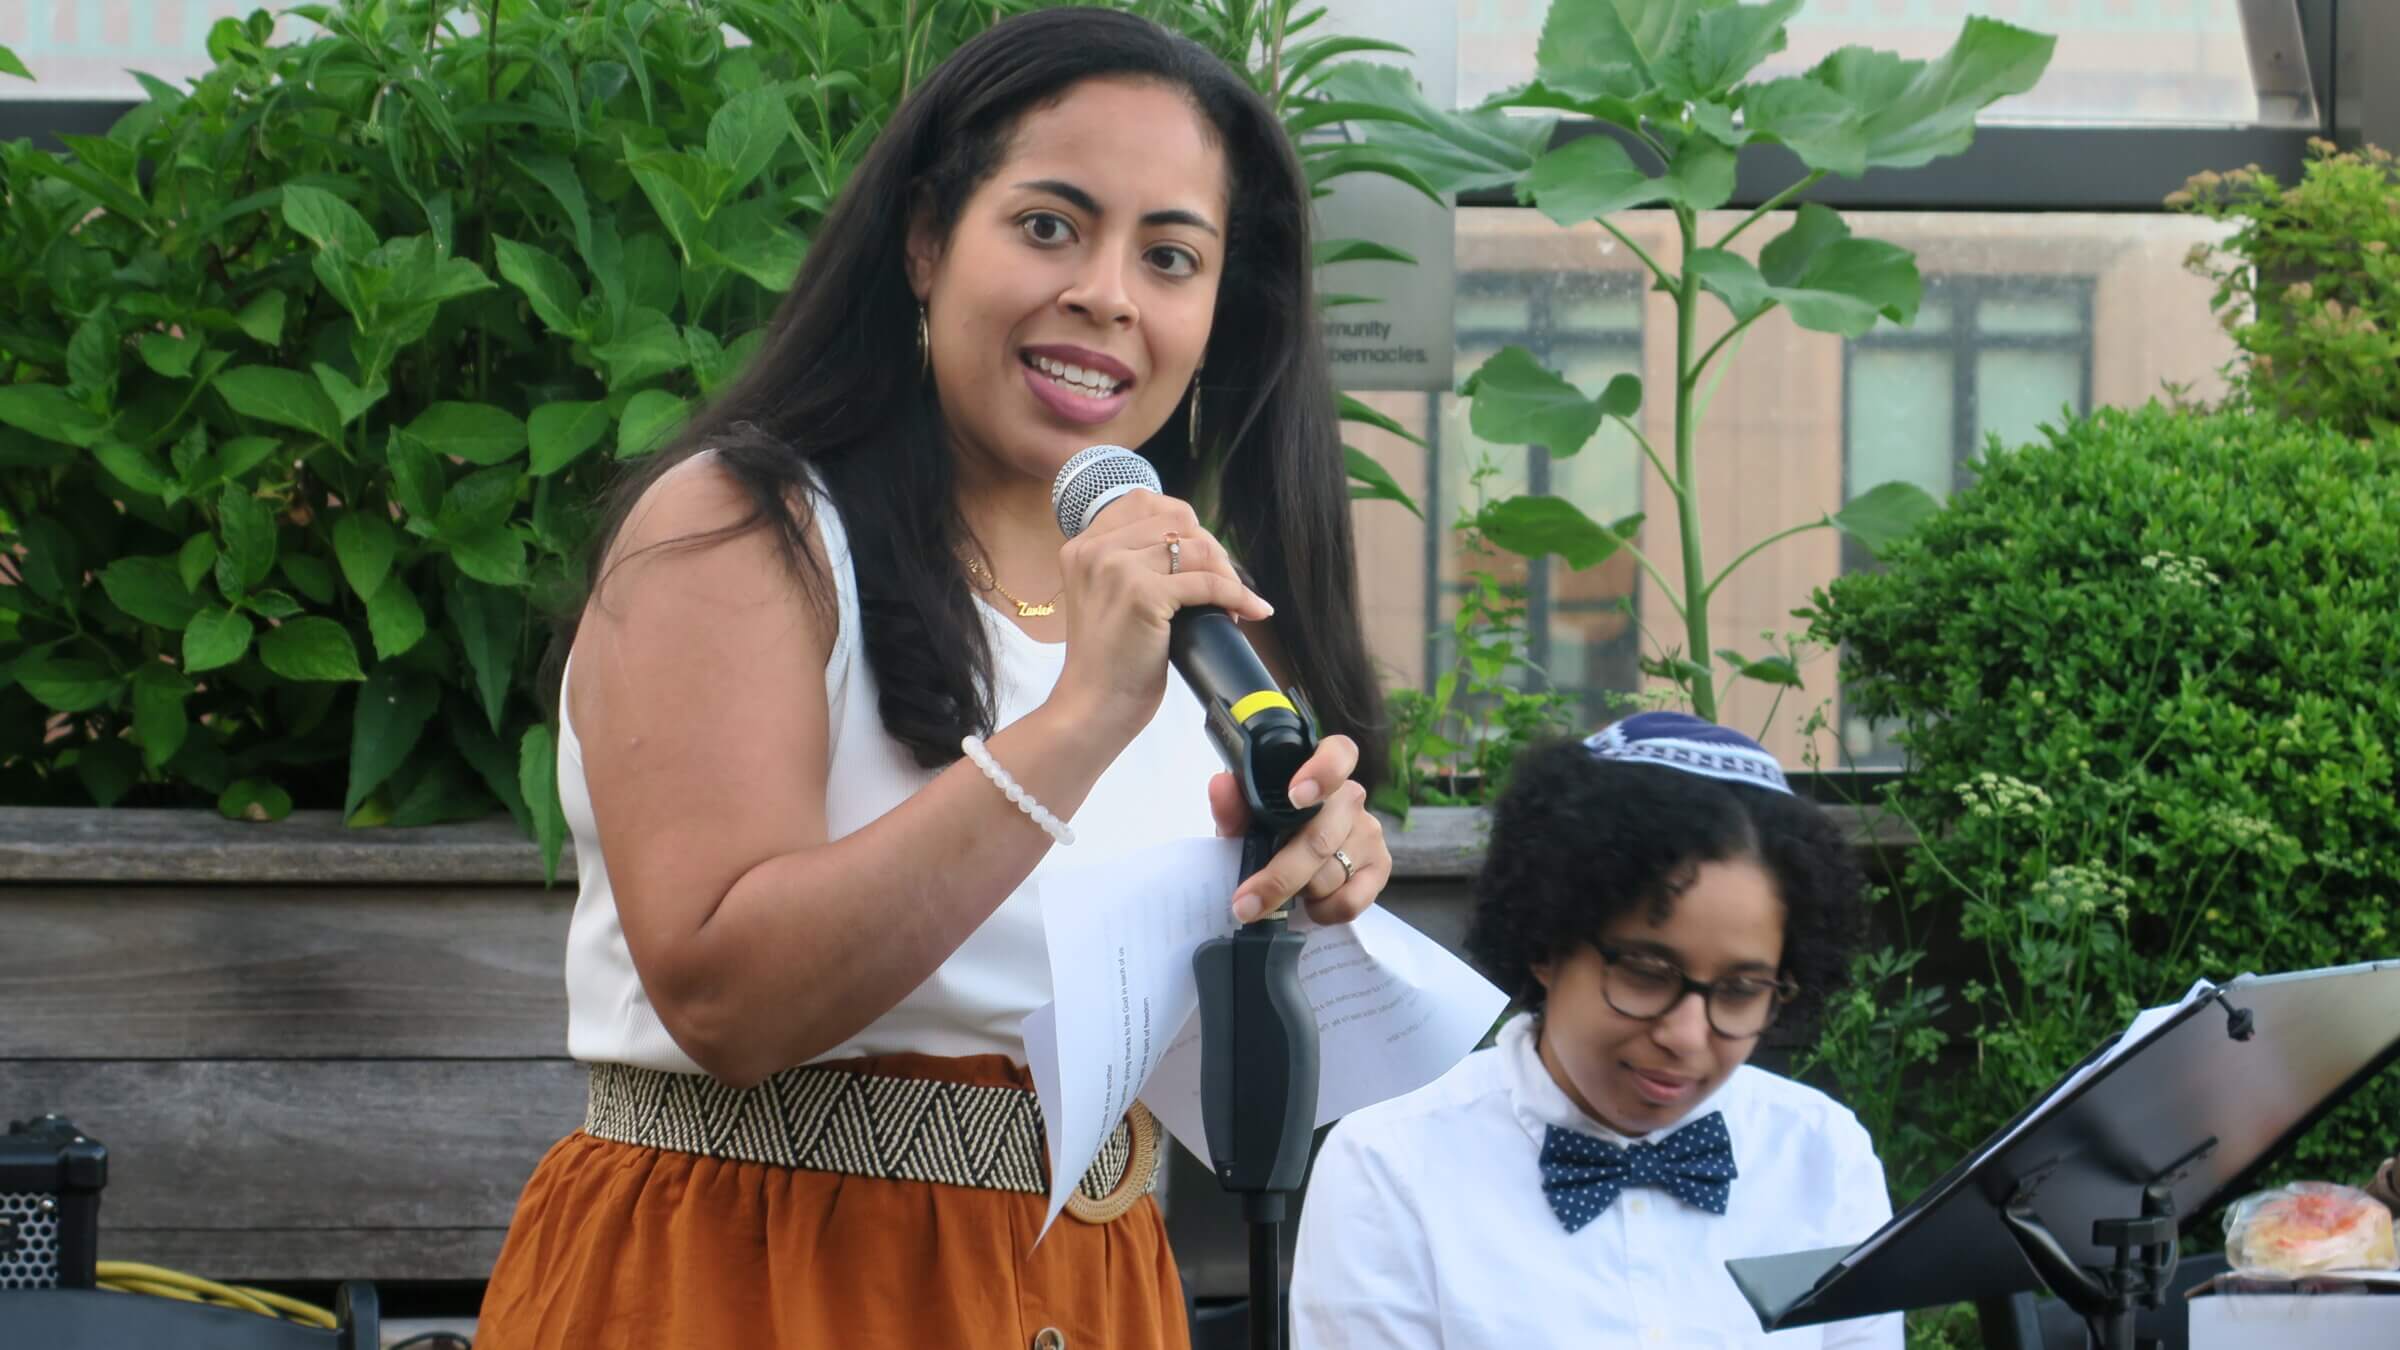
left=1728, top=960, right=2400, bottom=1350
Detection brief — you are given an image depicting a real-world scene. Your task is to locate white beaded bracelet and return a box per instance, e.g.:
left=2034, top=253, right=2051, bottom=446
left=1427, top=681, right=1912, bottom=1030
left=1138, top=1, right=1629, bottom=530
left=960, top=735, right=1075, bottom=846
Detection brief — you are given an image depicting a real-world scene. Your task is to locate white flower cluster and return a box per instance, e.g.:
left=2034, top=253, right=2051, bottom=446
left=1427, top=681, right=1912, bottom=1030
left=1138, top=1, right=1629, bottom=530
left=1954, top=771, right=2053, bottom=819
left=2200, top=803, right=2282, bottom=851
left=2032, top=861, right=2134, bottom=920
left=2142, top=552, right=2224, bottom=588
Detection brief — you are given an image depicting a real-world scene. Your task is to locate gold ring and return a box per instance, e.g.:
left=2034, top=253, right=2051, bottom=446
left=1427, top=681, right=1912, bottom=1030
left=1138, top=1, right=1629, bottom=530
left=1164, top=532, right=1182, bottom=575
left=1331, top=848, right=1356, bottom=885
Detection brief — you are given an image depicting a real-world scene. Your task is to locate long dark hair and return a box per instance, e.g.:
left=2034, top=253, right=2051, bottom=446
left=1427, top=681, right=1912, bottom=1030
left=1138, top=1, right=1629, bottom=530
left=572, top=7, right=1387, bottom=787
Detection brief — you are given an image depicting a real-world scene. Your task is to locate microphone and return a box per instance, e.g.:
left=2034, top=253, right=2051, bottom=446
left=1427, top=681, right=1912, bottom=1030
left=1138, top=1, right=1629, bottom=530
left=1056, top=444, right=1322, bottom=1350
left=1051, top=444, right=1321, bottom=834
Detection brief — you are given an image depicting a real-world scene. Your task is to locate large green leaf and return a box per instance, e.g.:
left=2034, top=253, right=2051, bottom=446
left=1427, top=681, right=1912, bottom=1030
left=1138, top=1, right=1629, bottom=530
left=494, top=236, right=586, bottom=338
left=280, top=184, right=378, bottom=256
left=529, top=401, right=612, bottom=476
left=94, top=442, right=178, bottom=501
left=1477, top=496, right=1645, bottom=571
left=1535, top=0, right=1694, bottom=105
left=1758, top=203, right=1920, bottom=334
left=1829, top=479, right=1941, bottom=557
left=333, top=511, right=397, bottom=601
left=407, top=402, right=527, bottom=466
left=0, top=384, right=108, bottom=446
left=1524, top=135, right=1663, bottom=226
left=68, top=317, right=118, bottom=399
left=1688, top=247, right=1776, bottom=322
left=618, top=389, right=689, bottom=458
left=138, top=331, right=202, bottom=379
left=520, top=723, right=568, bottom=882
left=234, top=291, right=287, bottom=346
left=217, top=365, right=342, bottom=443
left=218, top=777, right=293, bottom=823
left=385, top=430, right=446, bottom=521
left=259, top=616, right=366, bottom=682
left=593, top=307, right=689, bottom=388
left=1741, top=76, right=1866, bottom=178
left=1689, top=205, right=1920, bottom=337
left=624, top=143, right=721, bottom=260
left=347, top=666, right=440, bottom=816
left=183, top=607, right=256, bottom=674
left=1460, top=347, right=1639, bottom=458
left=18, top=653, right=122, bottom=713
left=703, top=213, right=808, bottom=292
left=130, top=664, right=192, bottom=770
left=1662, top=130, right=1737, bottom=211
left=311, top=363, right=387, bottom=427
left=705, top=87, right=791, bottom=197
left=0, top=44, right=32, bottom=80
left=1316, top=63, right=1556, bottom=196
left=1810, top=18, right=2055, bottom=170
left=101, top=556, right=206, bottom=629
left=446, top=524, right=528, bottom=587
left=177, top=534, right=218, bottom=593
left=365, top=581, right=428, bottom=660
left=512, top=152, right=597, bottom=274
left=217, top=485, right=280, bottom=593
left=451, top=579, right=523, bottom=732
left=438, top=466, right=523, bottom=536
left=1655, top=0, right=1801, bottom=102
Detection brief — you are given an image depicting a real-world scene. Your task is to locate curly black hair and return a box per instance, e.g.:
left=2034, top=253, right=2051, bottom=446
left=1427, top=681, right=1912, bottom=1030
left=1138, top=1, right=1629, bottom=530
left=1465, top=738, right=1864, bottom=1031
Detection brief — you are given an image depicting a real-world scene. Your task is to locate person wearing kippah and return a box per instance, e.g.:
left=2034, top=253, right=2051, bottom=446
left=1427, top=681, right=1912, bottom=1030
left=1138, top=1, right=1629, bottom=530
left=1291, top=714, right=1901, bottom=1348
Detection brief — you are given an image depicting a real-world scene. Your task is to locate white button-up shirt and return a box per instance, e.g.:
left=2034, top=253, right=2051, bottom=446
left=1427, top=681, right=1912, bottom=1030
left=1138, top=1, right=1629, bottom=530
left=1291, top=1014, right=1901, bottom=1349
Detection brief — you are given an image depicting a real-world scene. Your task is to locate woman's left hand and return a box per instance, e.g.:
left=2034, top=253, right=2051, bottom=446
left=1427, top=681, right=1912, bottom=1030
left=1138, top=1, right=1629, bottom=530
left=1208, top=733, right=1388, bottom=925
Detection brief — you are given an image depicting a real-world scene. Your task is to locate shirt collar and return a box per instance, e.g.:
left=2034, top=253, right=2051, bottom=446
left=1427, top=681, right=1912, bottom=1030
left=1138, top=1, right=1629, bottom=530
left=1498, top=1011, right=1736, bottom=1151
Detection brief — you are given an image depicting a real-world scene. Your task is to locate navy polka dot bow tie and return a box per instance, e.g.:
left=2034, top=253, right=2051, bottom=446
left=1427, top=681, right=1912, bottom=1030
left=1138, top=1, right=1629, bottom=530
left=1538, top=1111, right=1737, bottom=1233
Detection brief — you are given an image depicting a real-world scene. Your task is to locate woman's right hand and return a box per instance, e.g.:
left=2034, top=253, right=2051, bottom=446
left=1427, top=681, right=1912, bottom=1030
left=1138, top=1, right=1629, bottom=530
left=1050, top=489, right=1273, bottom=741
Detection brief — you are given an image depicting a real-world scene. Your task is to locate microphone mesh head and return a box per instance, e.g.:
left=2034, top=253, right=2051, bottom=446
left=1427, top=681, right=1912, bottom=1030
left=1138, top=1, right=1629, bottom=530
left=1051, top=445, right=1162, bottom=538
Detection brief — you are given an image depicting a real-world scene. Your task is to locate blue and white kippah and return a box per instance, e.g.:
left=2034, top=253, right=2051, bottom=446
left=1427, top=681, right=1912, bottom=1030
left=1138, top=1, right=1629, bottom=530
left=1582, top=712, right=1792, bottom=795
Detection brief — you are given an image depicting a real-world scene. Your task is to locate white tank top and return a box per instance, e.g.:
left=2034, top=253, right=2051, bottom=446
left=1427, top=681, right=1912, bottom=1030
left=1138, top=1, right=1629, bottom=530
left=558, top=462, right=1225, bottom=1072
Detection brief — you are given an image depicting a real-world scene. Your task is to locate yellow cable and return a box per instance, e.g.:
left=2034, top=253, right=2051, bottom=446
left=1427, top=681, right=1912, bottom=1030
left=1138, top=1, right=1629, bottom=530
left=93, top=1260, right=338, bottom=1329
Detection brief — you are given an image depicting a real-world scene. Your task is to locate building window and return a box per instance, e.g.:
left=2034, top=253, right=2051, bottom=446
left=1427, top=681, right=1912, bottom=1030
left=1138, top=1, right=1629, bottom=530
left=1423, top=270, right=1645, bottom=728
left=1838, top=274, right=2095, bottom=765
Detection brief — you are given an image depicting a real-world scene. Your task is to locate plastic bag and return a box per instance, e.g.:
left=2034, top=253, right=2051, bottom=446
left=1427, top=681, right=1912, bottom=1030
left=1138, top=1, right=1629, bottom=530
left=2224, top=1181, right=2399, bottom=1278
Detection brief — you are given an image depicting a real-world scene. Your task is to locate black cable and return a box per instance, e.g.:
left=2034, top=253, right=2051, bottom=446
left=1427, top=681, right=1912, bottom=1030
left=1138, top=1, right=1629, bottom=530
left=385, top=1333, right=472, bottom=1350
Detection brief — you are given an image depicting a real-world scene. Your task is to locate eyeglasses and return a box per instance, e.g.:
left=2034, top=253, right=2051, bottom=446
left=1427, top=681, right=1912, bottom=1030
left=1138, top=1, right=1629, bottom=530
left=1593, top=945, right=1797, bottom=1040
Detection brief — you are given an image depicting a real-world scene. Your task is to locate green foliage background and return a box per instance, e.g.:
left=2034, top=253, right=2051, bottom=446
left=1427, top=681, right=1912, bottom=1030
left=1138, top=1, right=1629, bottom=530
left=0, top=0, right=1429, bottom=874
left=1809, top=404, right=2400, bottom=1206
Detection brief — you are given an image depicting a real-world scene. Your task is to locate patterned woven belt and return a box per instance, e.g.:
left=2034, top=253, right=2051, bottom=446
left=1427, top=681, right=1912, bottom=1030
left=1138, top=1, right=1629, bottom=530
left=583, top=1061, right=1161, bottom=1224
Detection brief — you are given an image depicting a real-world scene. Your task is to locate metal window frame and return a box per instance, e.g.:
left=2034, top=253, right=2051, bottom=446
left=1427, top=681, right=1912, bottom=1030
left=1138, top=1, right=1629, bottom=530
left=1834, top=273, right=2097, bottom=766
left=1423, top=267, right=1645, bottom=709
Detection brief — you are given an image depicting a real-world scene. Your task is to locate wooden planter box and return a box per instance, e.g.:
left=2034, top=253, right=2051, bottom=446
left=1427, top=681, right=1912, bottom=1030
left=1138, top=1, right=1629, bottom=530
left=0, top=802, right=1889, bottom=1286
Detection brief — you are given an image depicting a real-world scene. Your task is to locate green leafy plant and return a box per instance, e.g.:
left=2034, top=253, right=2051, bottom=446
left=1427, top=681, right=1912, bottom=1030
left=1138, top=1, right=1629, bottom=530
left=1806, top=404, right=2400, bottom=1204
left=0, top=0, right=1028, bottom=871
left=1321, top=0, right=2054, bottom=725
left=1376, top=452, right=1578, bottom=815
left=2171, top=137, right=2400, bottom=439
left=0, top=0, right=1442, bottom=859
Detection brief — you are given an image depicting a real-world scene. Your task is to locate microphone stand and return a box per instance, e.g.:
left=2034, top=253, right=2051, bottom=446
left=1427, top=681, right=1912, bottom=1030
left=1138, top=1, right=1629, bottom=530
left=1193, top=826, right=1321, bottom=1350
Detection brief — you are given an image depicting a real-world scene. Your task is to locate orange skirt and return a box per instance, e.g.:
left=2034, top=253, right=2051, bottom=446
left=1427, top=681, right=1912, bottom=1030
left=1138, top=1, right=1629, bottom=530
left=477, top=1053, right=1191, bottom=1350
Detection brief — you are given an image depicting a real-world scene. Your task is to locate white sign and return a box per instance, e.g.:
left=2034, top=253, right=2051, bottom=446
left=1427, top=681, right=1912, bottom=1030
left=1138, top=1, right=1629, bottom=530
left=1309, top=0, right=1459, bottom=393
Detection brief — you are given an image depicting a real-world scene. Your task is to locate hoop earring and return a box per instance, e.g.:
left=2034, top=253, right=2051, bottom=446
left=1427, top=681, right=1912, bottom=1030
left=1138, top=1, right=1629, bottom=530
left=916, top=303, right=931, bottom=379
left=1187, top=360, right=1204, bottom=449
